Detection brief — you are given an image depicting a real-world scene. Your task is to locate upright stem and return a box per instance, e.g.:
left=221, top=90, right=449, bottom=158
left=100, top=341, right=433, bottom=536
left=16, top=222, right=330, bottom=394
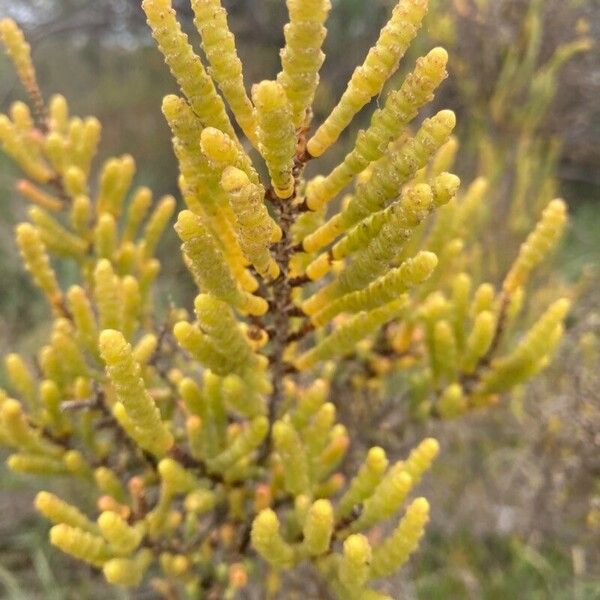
left=267, top=198, right=297, bottom=424
left=262, top=139, right=312, bottom=449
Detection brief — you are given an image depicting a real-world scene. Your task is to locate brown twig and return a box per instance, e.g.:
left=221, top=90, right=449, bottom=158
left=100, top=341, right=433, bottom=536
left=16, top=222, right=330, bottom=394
left=286, top=305, right=305, bottom=318
left=47, top=174, right=72, bottom=204
left=288, top=274, right=310, bottom=287
left=256, top=136, right=315, bottom=461
left=481, top=291, right=511, bottom=364
left=295, top=198, right=312, bottom=213
left=60, top=395, right=103, bottom=412
left=264, top=203, right=296, bottom=425
left=286, top=320, right=315, bottom=344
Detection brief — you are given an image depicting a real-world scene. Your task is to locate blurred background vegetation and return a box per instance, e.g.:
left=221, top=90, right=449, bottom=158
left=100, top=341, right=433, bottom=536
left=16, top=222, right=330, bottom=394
left=0, top=0, right=598, bottom=597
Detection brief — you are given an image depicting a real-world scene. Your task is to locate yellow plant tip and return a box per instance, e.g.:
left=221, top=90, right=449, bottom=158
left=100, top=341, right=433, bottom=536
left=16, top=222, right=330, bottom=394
left=98, top=511, right=144, bottom=554
left=176, top=209, right=265, bottom=310
left=207, top=416, right=269, bottom=472
left=307, top=0, right=429, bottom=157
left=201, top=127, right=237, bottom=164
left=191, top=0, right=257, bottom=144
left=252, top=80, right=296, bottom=199
left=462, top=311, right=496, bottom=373
left=302, top=213, right=343, bottom=253
left=438, top=109, right=456, bottom=129
left=351, top=466, right=413, bottom=532
left=403, top=438, right=440, bottom=484
left=554, top=298, right=571, bottom=315
left=344, top=533, right=371, bottom=558
left=438, top=383, right=466, bottom=418
left=99, top=329, right=173, bottom=456
left=312, top=252, right=434, bottom=325
left=64, top=449, right=89, bottom=475
left=369, top=495, right=430, bottom=579
left=95, top=155, right=136, bottom=218
left=503, top=198, right=567, bottom=294
left=48, top=94, right=68, bottom=129
left=429, top=46, right=448, bottom=64
left=432, top=172, right=461, bottom=206
left=278, top=0, right=331, bottom=127
left=367, top=446, right=387, bottom=465
left=143, top=0, right=235, bottom=139
left=35, top=490, right=96, bottom=531
left=15, top=222, right=62, bottom=308
left=270, top=223, right=283, bottom=243
left=103, top=555, right=149, bottom=587
left=472, top=283, right=495, bottom=314
left=476, top=298, right=571, bottom=395
left=339, top=533, right=372, bottom=590
left=172, top=321, right=189, bottom=340
left=16, top=180, right=63, bottom=212
left=50, top=523, right=113, bottom=567
left=4, top=353, right=36, bottom=407
left=302, top=499, right=334, bottom=556
left=307, top=43, right=450, bottom=210
left=7, top=453, right=66, bottom=475
left=272, top=419, right=310, bottom=495
left=306, top=253, right=332, bottom=281
left=251, top=508, right=296, bottom=568
left=221, top=166, right=250, bottom=192
left=29, top=205, right=89, bottom=258
left=0, top=19, right=38, bottom=95
left=10, top=100, right=33, bottom=128
left=330, top=112, right=455, bottom=236
left=421, top=438, right=439, bottom=457
left=221, top=162, right=279, bottom=278
left=2, top=398, right=23, bottom=419
left=98, top=329, right=122, bottom=359
left=298, top=299, right=408, bottom=369
left=161, top=94, right=180, bottom=118
left=267, top=260, right=280, bottom=279
left=412, top=496, right=430, bottom=514
left=64, top=167, right=88, bottom=199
